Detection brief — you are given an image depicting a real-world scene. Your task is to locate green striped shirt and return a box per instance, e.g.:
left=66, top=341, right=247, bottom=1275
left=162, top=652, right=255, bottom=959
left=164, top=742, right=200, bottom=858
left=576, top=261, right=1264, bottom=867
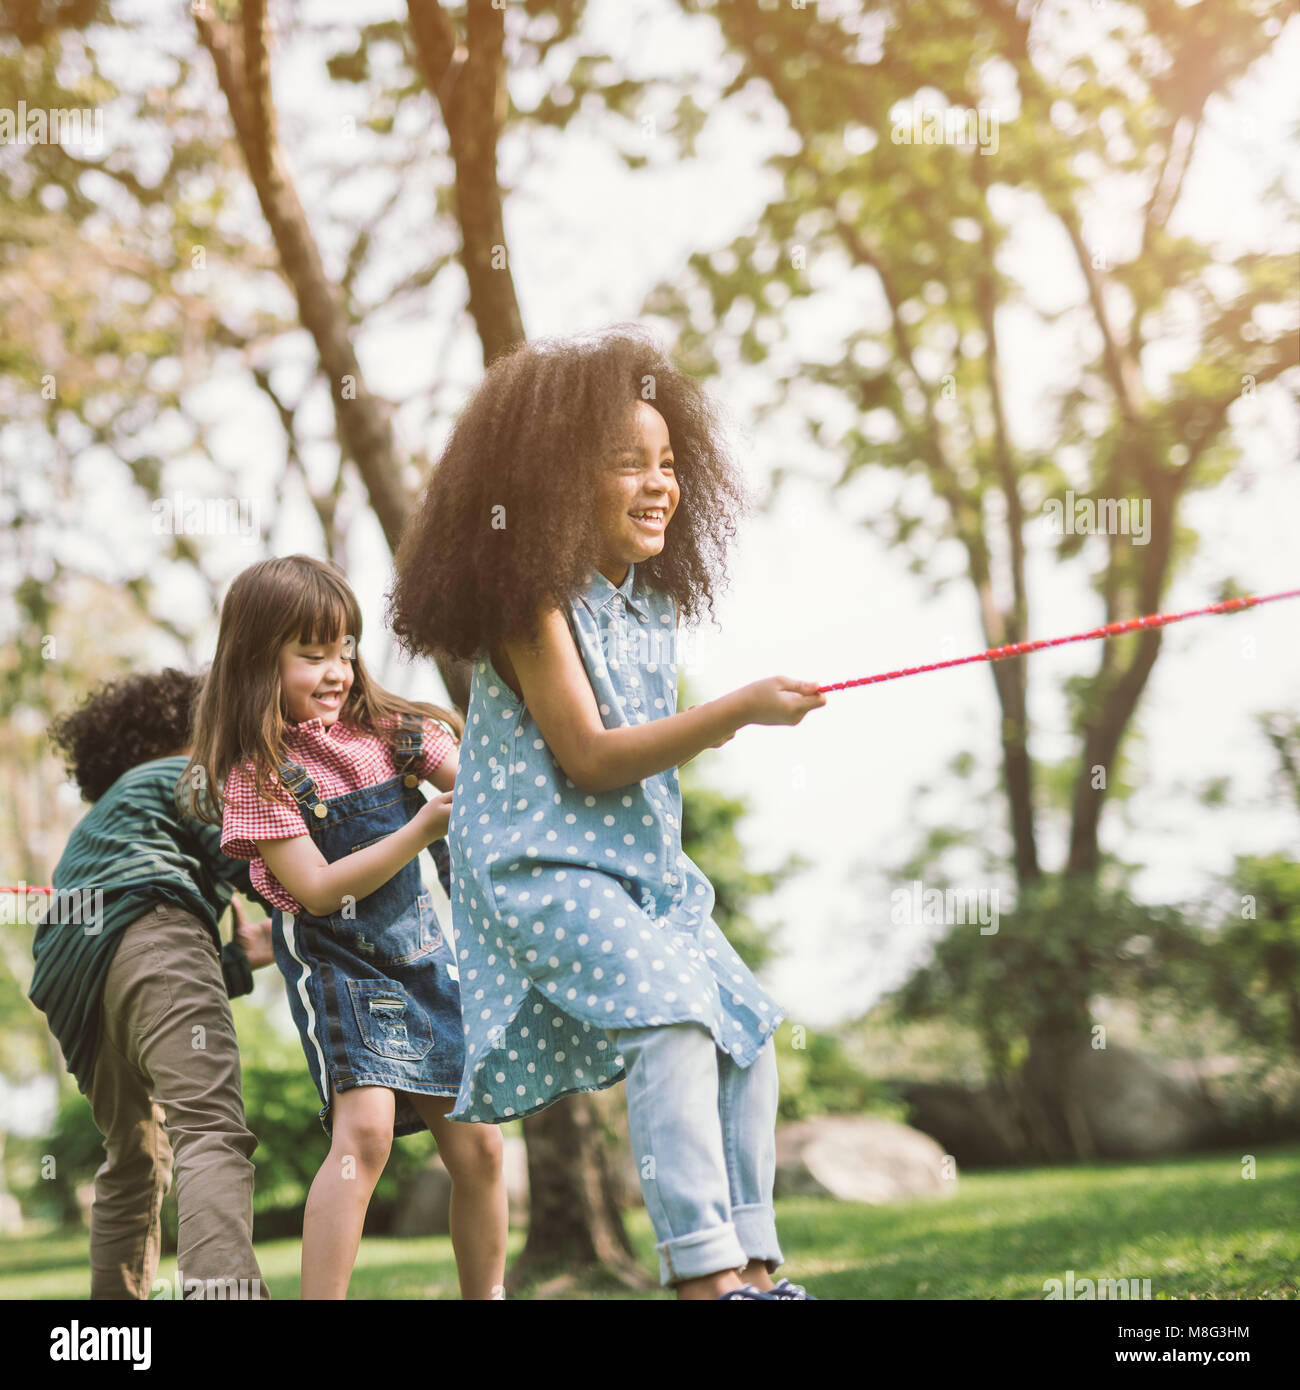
left=28, top=756, right=269, bottom=1092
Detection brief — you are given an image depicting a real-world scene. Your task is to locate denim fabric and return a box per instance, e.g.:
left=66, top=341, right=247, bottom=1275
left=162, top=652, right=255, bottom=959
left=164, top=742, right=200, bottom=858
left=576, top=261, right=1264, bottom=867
left=270, top=719, right=465, bottom=1138
left=614, top=1023, right=784, bottom=1286
left=447, top=561, right=785, bottom=1123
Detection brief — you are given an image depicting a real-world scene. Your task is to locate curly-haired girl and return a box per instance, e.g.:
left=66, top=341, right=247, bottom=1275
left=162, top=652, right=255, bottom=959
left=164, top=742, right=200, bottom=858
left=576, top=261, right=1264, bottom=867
left=182, top=554, right=507, bottom=1300
left=389, top=325, right=826, bottom=1301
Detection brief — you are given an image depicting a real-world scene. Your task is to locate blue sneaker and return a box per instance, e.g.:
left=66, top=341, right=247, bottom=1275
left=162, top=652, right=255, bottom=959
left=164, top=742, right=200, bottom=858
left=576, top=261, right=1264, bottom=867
left=716, top=1284, right=779, bottom=1300
left=767, top=1277, right=818, bottom=1300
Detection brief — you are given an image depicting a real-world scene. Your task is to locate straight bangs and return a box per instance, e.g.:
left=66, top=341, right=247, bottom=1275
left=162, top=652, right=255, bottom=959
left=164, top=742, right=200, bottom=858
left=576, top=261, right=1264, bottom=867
left=283, top=563, right=363, bottom=651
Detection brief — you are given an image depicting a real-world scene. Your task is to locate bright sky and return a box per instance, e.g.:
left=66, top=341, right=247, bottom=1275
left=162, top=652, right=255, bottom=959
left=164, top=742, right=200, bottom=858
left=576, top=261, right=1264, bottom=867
left=9, top=1, right=1298, bottom=1145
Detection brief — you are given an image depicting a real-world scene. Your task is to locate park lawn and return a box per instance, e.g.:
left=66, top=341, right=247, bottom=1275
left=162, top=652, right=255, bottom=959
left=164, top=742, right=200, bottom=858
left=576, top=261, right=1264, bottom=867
left=2, top=1141, right=1296, bottom=1300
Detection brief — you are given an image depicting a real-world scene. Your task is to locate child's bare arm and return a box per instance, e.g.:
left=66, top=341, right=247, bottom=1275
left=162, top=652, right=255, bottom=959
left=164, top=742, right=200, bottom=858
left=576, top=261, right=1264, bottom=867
left=669, top=598, right=735, bottom=769
left=258, top=793, right=452, bottom=917
left=428, top=743, right=458, bottom=793
left=504, top=608, right=823, bottom=795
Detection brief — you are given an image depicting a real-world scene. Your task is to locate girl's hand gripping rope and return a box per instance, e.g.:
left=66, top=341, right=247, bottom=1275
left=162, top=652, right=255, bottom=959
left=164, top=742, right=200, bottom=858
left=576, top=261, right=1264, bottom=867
left=736, top=676, right=827, bottom=727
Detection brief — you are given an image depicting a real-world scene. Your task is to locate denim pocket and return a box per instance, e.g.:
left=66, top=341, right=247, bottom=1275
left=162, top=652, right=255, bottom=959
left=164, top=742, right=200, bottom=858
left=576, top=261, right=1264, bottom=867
left=347, top=979, right=434, bottom=1062
left=327, top=889, right=441, bottom=965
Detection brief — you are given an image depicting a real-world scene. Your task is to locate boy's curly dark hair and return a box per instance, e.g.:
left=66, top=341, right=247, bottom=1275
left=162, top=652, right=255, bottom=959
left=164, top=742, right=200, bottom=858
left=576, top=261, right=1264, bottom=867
left=49, top=669, right=201, bottom=803
left=387, top=323, right=749, bottom=661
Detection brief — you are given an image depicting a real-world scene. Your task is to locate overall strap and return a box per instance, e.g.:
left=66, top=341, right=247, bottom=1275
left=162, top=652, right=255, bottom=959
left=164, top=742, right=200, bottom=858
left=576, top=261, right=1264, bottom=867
left=395, top=713, right=423, bottom=788
left=278, top=758, right=330, bottom=822
left=395, top=713, right=455, bottom=898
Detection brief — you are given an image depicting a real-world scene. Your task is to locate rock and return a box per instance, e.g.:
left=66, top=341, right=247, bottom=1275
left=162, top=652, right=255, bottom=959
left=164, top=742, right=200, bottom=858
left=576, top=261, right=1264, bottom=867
left=774, top=1114, right=956, bottom=1204
left=391, top=1134, right=529, bottom=1236
left=1069, top=1044, right=1217, bottom=1157
left=896, top=1044, right=1227, bottom=1166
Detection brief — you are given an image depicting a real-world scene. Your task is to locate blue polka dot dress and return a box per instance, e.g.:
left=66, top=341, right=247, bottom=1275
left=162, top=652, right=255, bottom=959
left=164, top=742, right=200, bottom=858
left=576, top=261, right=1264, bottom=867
left=446, top=562, right=786, bottom=1122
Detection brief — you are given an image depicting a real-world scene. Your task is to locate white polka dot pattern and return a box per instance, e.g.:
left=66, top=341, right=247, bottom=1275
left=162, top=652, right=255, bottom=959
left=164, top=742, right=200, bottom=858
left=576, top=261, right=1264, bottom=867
left=444, top=563, right=785, bottom=1123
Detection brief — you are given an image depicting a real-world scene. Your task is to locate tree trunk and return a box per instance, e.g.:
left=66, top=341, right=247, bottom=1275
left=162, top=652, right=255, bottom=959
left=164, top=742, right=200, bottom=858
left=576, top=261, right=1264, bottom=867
left=402, top=0, right=643, bottom=1290
left=199, top=0, right=641, bottom=1288
left=508, top=1095, right=650, bottom=1293
left=195, top=0, right=471, bottom=710
left=405, top=0, right=526, bottom=364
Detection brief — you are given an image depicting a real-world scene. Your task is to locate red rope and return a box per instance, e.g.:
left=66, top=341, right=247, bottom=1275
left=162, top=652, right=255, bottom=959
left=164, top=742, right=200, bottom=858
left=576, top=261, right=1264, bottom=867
left=5, top=587, right=1297, bottom=890
left=817, top=587, right=1300, bottom=693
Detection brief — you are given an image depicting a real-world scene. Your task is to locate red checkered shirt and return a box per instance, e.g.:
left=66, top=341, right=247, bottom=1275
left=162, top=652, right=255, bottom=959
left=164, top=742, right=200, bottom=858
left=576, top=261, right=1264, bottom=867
left=220, top=714, right=456, bottom=914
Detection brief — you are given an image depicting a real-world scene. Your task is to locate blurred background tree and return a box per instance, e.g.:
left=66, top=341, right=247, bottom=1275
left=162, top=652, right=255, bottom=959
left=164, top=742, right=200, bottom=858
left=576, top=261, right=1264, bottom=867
left=644, top=0, right=1297, bottom=1155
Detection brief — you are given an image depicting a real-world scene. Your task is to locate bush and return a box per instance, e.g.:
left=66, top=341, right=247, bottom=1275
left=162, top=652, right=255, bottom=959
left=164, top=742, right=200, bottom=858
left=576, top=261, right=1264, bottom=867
left=773, top=1021, right=907, bottom=1124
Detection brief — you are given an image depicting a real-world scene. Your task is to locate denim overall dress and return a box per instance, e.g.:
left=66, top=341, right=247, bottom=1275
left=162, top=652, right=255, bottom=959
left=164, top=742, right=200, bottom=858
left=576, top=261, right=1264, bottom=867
left=270, top=715, right=465, bottom=1138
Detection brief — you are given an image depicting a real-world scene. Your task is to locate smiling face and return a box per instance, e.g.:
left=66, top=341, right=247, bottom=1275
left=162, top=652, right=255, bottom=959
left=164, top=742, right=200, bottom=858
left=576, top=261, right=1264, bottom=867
left=592, top=400, right=680, bottom=588
left=278, top=629, right=355, bottom=726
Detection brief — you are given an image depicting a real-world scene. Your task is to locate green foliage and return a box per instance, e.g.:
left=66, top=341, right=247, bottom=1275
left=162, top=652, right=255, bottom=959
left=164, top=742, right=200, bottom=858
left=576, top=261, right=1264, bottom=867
left=654, top=0, right=1297, bottom=933
left=1208, top=854, right=1300, bottom=1058
left=772, top=1020, right=906, bottom=1124
left=677, top=673, right=807, bottom=974
left=22, top=1088, right=104, bottom=1227
left=890, top=874, right=1201, bottom=1081
left=239, top=1065, right=436, bottom=1239
left=19, top=1058, right=437, bottom=1241
left=678, top=774, right=794, bottom=974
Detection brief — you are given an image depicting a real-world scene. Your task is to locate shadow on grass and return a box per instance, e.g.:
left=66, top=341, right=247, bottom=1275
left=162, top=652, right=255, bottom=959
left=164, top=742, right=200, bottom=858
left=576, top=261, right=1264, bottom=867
left=772, top=1146, right=1300, bottom=1300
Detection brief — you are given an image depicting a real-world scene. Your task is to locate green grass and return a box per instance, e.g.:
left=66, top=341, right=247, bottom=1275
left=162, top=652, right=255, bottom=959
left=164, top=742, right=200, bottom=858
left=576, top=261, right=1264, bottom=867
left=3, top=1142, right=1297, bottom=1300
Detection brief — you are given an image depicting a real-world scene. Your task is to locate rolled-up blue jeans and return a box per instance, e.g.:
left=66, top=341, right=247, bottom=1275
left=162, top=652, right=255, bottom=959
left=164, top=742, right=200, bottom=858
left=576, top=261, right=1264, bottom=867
left=613, top=1022, right=783, bottom=1286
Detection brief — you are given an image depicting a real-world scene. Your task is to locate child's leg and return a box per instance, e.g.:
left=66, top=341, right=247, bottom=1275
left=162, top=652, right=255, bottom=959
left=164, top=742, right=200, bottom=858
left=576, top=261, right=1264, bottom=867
left=408, top=1095, right=509, bottom=1300
left=614, top=1022, right=751, bottom=1298
left=300, top=1085, right=395, bottom=1299
left=84, top=1027, right=173, bottom=1300
left=716, top=1037, right=784, bottom=1289
left=130, top=906, right=267, bottom=1298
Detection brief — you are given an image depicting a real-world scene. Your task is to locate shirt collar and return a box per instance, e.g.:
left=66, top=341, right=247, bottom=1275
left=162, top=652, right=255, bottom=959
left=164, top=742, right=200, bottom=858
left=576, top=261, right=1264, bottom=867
left=578, top=562, right=649, bottom=620
left=285, top=716, right=347, bottom=739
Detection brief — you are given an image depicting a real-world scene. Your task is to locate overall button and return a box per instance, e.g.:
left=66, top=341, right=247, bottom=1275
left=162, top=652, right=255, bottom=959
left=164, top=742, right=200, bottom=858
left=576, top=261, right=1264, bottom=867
left=312, top=803, right=327, bottom=818
left=403, top=773, right=418, bottom=788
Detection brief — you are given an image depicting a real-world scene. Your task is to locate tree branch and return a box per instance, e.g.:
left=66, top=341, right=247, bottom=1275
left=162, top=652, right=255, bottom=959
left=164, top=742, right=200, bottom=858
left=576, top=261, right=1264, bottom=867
left=194, top=0, right=413, bottom=553
left=405, top=0, right=524, bottom=363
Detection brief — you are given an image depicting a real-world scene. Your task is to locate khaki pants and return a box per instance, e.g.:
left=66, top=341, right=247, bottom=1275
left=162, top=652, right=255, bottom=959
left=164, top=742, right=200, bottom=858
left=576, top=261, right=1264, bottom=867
left=85, top=903, right=268, bottom=1299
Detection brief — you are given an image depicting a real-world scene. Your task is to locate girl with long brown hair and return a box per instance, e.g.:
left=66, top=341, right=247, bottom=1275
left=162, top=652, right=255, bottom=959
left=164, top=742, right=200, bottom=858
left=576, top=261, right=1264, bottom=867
left=182, top=554, right=507, bottom=1299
